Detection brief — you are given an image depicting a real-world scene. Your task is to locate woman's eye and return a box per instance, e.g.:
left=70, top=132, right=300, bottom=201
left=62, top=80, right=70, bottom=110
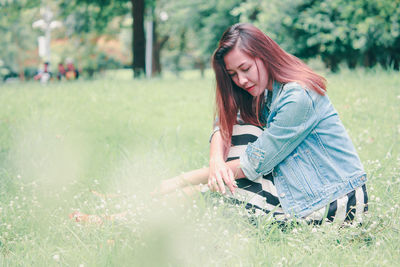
left=243, top=67, right=250, bottom=72
left=229, top=73, right=237, bottom=77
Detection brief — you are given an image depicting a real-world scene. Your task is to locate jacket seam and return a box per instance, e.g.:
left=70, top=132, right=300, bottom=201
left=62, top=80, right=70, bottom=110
left=258, top=93, right=313, bottom=174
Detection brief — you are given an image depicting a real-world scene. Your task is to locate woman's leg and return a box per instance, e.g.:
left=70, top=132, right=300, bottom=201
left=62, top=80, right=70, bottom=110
left=328, top=184, right=368, bottom=224
left=155, top=123, right=284, bottom=218
left=153, top=167, right=210, bottom=195
left=69, top=211, right=128, bottom=224
left=71, top=124, right=283, bottom=223
left=153, top=124, right=265, bottom=196
left=222, top=124, right=284, bottom=216
left=302, top=184, right=368, bottom=225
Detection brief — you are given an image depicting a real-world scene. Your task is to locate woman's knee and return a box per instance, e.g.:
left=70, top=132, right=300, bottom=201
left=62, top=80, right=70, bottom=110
left=227, top=124, right=264, bottom=161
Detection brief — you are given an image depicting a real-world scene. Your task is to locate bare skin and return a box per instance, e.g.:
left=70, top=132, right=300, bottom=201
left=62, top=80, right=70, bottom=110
left=154, top=157, right=245, bottom=196
left=69, top=210, right=128, bottom=224
left=69, top=154, right=245, bottom=224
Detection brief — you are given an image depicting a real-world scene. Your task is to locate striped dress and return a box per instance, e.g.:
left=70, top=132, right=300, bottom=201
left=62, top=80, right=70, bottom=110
left=223, top=124, right=368, bottom=224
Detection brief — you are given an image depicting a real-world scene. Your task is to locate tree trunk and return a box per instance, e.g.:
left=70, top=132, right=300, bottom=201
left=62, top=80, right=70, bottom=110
left=323, top=55, right=339, bottom=72
left=132, top=0, right=145, bottom=78
left=198, top=60, right=205, bottom=78
left=152, top=19, right=169, bottom=76
left=173, top=29, right=186, bottom=76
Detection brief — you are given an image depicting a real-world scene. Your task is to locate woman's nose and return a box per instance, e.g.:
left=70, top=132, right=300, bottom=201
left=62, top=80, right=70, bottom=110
left=237, top=73, right=248, bottom=87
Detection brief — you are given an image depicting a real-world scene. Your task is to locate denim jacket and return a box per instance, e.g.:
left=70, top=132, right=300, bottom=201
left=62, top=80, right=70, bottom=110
left=239, top=81, right=367, bottom=218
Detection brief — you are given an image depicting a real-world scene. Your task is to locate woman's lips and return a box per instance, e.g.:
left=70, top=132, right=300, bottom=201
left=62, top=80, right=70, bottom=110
left=246, top=85, right=255, bottom=92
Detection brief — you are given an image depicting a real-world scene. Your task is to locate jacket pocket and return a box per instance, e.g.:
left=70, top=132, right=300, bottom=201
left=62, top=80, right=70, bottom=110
left=304, top=149, right=324, bottom=183
left=285, top=153, right=317, bottom=201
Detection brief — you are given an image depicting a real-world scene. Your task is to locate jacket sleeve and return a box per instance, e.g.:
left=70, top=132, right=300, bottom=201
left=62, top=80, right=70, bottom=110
left=240, top=84, right=320, bottom=180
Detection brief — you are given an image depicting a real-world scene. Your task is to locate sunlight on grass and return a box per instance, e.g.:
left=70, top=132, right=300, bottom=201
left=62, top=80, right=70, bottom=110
left=0, top=68, right=399, bottom=265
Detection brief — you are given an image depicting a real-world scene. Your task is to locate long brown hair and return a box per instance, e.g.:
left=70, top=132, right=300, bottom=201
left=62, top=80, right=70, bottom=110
left=212, top=23, right=326, bottom=146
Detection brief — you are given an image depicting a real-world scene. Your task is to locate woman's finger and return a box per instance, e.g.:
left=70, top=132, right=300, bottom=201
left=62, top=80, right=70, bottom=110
left=226, top=168, right=236, bottom=194
left=215, top=171, right=226, bottom=194
left=208, top=176, right=216, bottom=191
left=220, top=168, right=234, bottom=194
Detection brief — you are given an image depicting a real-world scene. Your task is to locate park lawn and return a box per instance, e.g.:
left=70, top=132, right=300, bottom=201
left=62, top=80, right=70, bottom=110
left=0, top=68, right=399, bottom=266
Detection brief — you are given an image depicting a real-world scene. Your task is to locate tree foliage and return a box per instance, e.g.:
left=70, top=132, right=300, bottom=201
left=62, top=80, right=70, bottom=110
left=155, top=0, right=242, bottom=76
left=2, top=0, right=400, bottom=79
left=58, top=0, right=132, bottom=77
left=0, top=0, right=41, bottom=78
left=234, top=0, right=400, bottom=71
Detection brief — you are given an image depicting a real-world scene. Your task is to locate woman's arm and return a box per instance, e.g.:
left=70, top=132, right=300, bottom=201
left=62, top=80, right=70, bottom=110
left=209, top=131, right=239, bottom=194
left=240, top=84, right=319, bottom=180
left=209, top=130, right=225, bottom=163
left=153, top=161, right=245, bottom=196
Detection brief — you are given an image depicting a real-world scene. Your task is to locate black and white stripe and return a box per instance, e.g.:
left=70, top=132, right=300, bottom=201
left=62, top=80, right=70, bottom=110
left=223, top=124, right=368, bottom=224
left=225, top=124, right=284, bottom=216
left=323, top=184, right=368, bottom=224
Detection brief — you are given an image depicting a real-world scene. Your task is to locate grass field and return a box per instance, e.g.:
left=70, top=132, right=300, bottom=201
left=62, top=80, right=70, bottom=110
left=0, top=68, right=399, bottom=266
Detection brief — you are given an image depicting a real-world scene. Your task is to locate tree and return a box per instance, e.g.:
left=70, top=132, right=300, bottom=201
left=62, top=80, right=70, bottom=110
left=155, top=0, right=243, bottom=76
left=132, top=0, right=145, bottom=77
left=234, top=0, right=400, bottom=71
left=57, top=0, right=130, bottom=76
left=151, top=17, right=169, bottom=76
left=0, top=0, right=41, bottom=79
left=59, top=0, right=147, bottom=77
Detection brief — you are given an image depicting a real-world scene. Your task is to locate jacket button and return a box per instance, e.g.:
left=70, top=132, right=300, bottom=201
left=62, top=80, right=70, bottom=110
left=280, top=193, right=285, bottom=198
left=272, top=171, right=277, bottom=176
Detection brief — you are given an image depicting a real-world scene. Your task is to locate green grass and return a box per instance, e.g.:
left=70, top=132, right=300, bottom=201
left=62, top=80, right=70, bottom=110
left=0, top=68, right=399, bottom=266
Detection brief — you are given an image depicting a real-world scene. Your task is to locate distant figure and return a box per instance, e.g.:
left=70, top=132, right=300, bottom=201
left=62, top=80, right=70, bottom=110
left=34, top=62, right=52, bottom=83
left=65, top=59, right=79, bottom=80
left=57, top=62, right=66, bottom=80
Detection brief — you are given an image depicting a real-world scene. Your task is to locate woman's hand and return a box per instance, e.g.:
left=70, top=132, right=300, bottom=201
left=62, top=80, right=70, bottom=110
left=208, top=158, right=237, bottom=194
left=209, top=130, right=238, bottom=194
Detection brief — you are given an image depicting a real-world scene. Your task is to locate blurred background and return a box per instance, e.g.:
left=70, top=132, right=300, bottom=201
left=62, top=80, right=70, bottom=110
left=0, top=0, right=399, bottom=82
left=1, top=2, right=400, bottom=265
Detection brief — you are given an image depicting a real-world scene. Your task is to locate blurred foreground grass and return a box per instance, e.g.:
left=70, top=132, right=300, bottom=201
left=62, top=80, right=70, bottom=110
left=0, top=68, right=399, bottom=266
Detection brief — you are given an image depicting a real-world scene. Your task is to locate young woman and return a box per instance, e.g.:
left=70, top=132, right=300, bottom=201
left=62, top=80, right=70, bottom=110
left=156, top=23, right=368, bottom=224
left=71, top=23, right=368, bottom=225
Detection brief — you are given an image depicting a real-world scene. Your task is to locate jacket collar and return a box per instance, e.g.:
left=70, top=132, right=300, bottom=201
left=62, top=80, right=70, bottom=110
left=265, top=81, right=283, bottom=109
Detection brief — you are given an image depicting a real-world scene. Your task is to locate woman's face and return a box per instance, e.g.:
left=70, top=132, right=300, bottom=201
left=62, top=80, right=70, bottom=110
left=224, top=47, right=268, bottom=96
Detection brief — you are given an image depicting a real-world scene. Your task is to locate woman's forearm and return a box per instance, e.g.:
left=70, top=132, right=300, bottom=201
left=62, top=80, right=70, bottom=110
left=209, top=131, right=246, bottom=193
left=209, top=130, right=225, bottom=163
